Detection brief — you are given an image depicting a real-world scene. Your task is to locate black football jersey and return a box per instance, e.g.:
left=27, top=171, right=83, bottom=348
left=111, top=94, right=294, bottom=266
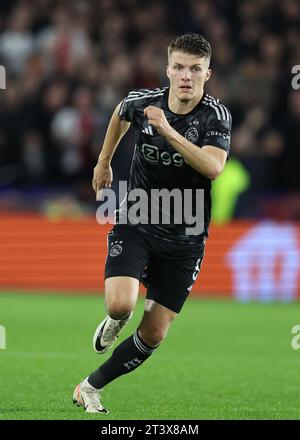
left=116, top=87, right=232, bottom=243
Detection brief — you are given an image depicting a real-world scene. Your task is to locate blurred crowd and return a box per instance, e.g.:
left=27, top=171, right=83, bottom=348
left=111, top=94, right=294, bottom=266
left=0, top=0, right=300, bottom=218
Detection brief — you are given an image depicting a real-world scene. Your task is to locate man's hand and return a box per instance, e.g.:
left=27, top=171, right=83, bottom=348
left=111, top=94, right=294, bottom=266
left=92, top=161, right=113, bottom=200
left=144, top=106, right=173, bottom=138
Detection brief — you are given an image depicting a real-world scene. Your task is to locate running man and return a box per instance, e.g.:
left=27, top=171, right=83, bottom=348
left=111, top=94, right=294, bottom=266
left=73, top=33, right=232, bottom=413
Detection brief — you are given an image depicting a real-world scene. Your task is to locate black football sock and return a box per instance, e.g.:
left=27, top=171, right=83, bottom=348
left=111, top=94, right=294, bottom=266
left=88, top=330, right=159, bottom=389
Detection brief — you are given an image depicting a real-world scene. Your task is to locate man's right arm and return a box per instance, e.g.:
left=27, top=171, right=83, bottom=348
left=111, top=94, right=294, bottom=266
left=93, top=101, right=131, bottom=197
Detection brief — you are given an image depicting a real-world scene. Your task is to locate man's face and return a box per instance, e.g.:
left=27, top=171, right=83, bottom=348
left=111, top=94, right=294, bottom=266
left=167, top=51, right=211, bottom=102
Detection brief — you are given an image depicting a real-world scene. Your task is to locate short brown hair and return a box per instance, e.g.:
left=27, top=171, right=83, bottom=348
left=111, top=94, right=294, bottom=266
left=168, top=33, right=212, bottom=61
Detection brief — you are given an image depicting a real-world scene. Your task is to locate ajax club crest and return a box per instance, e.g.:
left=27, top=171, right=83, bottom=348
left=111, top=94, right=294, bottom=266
left=110, top=241, right=123, bottom=257
left=184, top=126, right=199, bottom=143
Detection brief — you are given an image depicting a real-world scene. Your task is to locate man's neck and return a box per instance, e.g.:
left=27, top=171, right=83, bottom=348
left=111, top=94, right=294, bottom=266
left=168, top=89, right=204, bottom=114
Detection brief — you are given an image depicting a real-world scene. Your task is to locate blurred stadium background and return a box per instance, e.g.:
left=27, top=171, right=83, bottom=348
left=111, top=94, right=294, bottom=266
left=1, top=0, right=300, bottom=420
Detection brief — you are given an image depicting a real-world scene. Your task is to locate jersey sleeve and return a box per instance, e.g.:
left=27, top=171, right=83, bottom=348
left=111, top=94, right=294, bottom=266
left=118, top=89, right=142, bottom=123
left=202, top=106, right=232, bottom=154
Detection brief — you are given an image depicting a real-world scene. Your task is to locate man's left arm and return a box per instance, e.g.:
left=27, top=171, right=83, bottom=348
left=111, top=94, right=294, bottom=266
left=144, top=105, right=230, bottom=180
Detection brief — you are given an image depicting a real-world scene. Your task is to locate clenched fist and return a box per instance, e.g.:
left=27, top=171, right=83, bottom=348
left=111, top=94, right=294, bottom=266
left=143, top=106, right=172, bottom=138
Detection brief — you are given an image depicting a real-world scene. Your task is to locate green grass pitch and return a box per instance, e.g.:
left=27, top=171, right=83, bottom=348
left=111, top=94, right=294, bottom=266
left=0, top=292, right=300, bottom=420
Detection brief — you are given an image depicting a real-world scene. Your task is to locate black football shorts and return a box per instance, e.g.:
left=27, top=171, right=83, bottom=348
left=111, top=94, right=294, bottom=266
left=104, top=224, right=205, bottom=313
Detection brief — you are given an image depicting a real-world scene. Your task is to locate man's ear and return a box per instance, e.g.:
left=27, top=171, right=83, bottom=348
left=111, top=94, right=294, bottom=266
left=166, top=65, right=170, bottom=79
left=205, top=68, right=211, bottom=82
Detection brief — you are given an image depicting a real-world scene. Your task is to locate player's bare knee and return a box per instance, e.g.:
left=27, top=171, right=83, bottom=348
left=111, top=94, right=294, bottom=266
left=106, top=301, right=133, bottom=320
left=105, top=280, right=137, bottom=320
left=105, top=289, right=134, bottom=319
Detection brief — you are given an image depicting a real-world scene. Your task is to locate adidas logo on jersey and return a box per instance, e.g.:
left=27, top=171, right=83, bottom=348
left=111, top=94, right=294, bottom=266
left=142, top=125, right=154, bottom=135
